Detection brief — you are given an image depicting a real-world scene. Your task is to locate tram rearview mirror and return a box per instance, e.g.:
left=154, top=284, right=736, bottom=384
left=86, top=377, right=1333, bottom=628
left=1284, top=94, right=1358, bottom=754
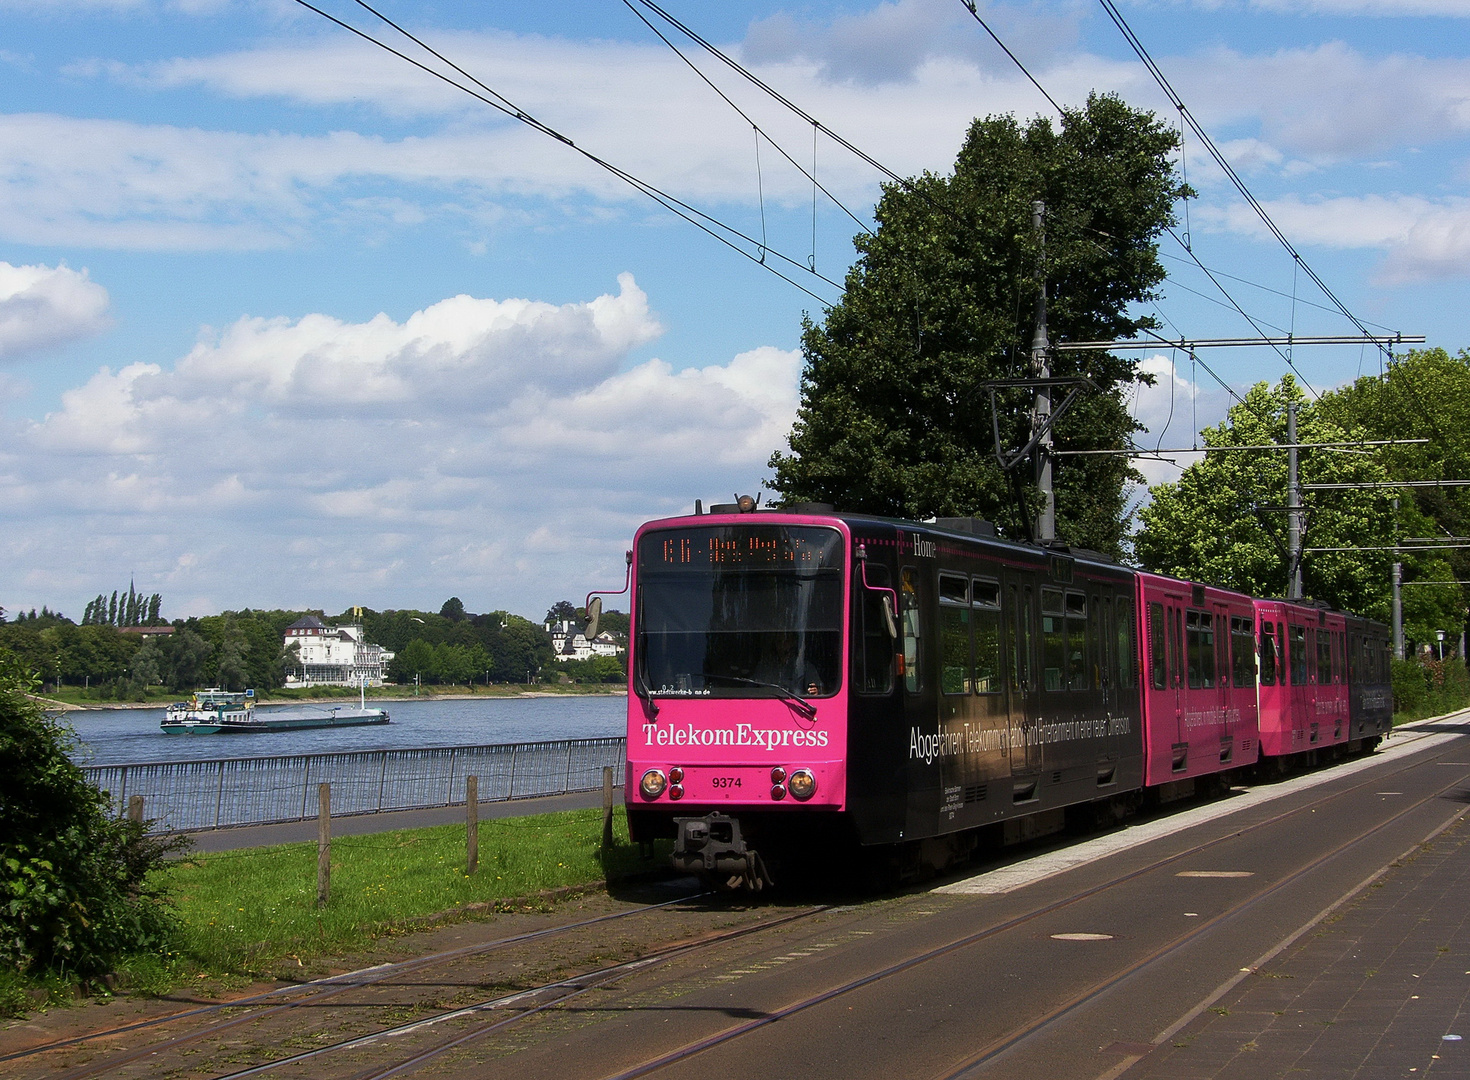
left=881, top=595, right=898, bottom=639
left=584, top=596, right=602, bottom=641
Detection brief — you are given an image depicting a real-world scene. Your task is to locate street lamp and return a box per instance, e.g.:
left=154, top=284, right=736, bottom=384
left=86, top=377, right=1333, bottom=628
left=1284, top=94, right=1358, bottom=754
left=1436, top=629, right=1446, bottom=661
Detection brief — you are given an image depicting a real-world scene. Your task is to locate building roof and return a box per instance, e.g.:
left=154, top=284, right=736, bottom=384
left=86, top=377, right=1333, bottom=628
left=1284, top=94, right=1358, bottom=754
left=285, top=615, right=329, bottom=631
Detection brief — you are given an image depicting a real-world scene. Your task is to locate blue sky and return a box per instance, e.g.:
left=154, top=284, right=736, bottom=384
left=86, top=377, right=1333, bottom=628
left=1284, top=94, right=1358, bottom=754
left=0, top=0, right=1465, bottom=622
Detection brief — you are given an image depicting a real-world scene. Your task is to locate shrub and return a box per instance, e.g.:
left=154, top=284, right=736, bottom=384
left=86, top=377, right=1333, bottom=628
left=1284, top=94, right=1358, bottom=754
left=1392, top=656, right=1470, bottom=723
left=0, top=650, right=184, bottom=979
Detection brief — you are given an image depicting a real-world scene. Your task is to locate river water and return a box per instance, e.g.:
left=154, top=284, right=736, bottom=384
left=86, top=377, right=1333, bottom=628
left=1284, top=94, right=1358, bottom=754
left=63, top=695, right=628, bottom=766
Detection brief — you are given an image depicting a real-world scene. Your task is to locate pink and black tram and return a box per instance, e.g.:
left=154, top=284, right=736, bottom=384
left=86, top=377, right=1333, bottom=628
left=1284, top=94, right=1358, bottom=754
left=615, top=505, right=1391, bottom=887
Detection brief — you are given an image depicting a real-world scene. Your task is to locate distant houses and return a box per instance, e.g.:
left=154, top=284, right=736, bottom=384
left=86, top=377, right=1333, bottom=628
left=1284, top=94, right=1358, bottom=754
left=283, top=614, right=395, bottom=687
left=545, top=619, right=621, bottom=662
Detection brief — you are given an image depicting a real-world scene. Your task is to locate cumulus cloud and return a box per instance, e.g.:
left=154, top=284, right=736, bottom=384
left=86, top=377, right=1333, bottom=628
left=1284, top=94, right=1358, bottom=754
left=0, top=261, right=110, bottom=361
left=1202, top=194, right=1470, bottom=284
left=1126, top=353, right=1236, bottom=489
left=0, top=276, right=803, bottom=615
left=1174, top=43, right=1470, bottom=162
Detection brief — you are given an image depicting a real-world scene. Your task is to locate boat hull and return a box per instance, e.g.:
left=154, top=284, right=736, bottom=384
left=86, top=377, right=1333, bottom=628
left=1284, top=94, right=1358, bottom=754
left=215, top=708, right=390, bottom=732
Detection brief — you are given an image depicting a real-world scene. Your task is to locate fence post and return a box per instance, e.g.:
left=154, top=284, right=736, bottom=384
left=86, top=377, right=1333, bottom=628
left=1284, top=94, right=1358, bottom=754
left=447, top=748, right=458, bottom=807
left=377, top=750, right=388, bottom=813
left=215, top=759, right=226, bottom=829
left=317, top=782, right=331, bottom=908
left=466, top=775, right=479, bottom=875
left=508, top=745, right=519, bottom=799
left=601, top=766, right=615, bottom=849
left=127, top=794, right=145, bottom=824
left=564, top=741, right=574, bottom=792
left=117, top=765, right=128, bottom=815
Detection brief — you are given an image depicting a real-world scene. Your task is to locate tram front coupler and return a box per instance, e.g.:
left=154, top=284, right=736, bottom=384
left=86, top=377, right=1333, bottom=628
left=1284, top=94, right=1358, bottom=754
left=671, top=812, right=773, bottom=891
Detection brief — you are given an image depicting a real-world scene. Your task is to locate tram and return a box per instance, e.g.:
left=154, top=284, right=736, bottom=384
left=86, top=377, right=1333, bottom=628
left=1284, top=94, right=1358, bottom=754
left=603, top=502, right=1393, bottom=888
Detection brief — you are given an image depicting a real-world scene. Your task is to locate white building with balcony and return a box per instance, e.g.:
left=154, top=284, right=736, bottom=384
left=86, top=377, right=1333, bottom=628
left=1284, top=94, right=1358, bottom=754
left=546, top=619, right=622, bottom=662
left=283, top=615, right=395, bottom=686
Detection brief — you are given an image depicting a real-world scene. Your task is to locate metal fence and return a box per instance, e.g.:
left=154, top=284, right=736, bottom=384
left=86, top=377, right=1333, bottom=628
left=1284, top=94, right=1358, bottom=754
left=82, top=738, right=627, bottom=833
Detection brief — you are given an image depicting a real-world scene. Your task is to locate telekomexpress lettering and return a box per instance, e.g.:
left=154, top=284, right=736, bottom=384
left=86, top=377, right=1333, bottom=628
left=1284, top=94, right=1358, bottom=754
left=641, top=724, right=830, bottom=750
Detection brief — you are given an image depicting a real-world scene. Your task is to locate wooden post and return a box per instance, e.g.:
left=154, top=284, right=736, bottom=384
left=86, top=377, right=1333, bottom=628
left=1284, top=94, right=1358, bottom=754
left=317, top=782, right=330, bottom=908
left=126, top=794, right=144, bottom=824
left=601, top=766, right=615, bottom=849
left=466, top=775, right=479, bottom=875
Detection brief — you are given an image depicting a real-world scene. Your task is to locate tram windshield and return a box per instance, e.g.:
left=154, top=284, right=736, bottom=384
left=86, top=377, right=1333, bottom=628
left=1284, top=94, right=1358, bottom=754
left=636, top=525, right=844, bottom=699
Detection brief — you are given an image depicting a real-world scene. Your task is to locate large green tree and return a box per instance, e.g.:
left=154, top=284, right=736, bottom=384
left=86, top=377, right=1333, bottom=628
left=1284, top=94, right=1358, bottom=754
left=768, top=93, right=1186, bottom=556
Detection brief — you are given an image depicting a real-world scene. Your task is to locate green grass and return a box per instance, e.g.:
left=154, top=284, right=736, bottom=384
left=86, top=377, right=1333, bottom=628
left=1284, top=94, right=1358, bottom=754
left=163, top=806, right=660, bottom=978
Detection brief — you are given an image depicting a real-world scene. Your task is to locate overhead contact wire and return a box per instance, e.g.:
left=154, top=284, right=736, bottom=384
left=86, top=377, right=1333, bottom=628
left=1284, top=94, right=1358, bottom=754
left=288, top=0, right=839, bottom=303
left=1094, top=0, right=1390, bottom=359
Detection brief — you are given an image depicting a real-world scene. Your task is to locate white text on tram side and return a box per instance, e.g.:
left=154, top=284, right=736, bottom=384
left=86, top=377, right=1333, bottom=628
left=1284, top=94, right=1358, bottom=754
left=642, top=723, right=830, bottom=749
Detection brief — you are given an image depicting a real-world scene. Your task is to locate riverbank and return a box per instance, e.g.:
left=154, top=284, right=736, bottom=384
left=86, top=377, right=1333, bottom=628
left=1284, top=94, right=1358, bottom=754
left=35, top=684, right=627, bottom=712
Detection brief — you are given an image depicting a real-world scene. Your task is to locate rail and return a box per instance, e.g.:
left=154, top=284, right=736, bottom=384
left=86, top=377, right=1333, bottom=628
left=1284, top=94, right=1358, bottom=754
left=82, top=738, right=627, bottom=833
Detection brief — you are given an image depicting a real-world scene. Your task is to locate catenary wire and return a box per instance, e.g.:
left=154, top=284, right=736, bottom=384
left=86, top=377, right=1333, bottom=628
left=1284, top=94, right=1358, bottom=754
left=956, top=0, right=1064, bottom=114
left=618, top=0, right=874, bottom=238
left=1093, top=0, right=1389, bottom=364
left=287, top=0, right=840, bottom=304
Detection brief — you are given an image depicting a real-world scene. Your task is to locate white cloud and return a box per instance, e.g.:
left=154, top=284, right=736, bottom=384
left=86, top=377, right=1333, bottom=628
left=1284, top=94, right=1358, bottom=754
left=1204, top=194, right=1470, bottom=283
left=1173, top=43, right=1470, bottom=162
left=1126, top=353, right=1235, bottom=488
left=0, top=276, right=802, bottom=616
left=0, top=261, right=110, bottom=361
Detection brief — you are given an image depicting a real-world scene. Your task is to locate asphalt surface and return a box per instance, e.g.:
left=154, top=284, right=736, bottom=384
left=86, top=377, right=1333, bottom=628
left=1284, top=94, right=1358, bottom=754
left=181, top=788, right=615, bottom=852
left=422, top=714, right=1470, bottom=1080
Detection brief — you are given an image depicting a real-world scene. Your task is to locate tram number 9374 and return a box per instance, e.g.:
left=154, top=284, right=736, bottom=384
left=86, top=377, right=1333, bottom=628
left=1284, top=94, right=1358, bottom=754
left=711, top=776, right=742, bottom=789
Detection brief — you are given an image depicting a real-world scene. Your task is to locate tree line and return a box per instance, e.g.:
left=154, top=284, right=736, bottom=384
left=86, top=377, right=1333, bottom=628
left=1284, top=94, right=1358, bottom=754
left=0, top=596, right=625, bottom=697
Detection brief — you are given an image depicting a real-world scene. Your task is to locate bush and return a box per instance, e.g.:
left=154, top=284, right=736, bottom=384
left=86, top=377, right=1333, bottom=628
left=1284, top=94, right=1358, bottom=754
left=0, top=650, right=184, bottom=980
left=1392, top=656, right=1470, bottom=723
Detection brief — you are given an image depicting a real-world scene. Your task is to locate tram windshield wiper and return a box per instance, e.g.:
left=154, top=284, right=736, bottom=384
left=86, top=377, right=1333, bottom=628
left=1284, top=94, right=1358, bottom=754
left=700, top=674, right=817, bottom=720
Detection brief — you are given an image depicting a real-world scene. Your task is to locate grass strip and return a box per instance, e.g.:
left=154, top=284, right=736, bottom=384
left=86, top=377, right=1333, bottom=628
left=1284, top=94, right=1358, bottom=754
left=164, top=805, right=661, bottom=979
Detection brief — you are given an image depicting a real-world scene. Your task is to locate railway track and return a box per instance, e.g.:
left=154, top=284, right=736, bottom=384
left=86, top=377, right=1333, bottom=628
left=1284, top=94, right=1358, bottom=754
left=6, top=889, right=709, bottom=1077
left=13, top=730, right=1457, bottom=1080
left=584, top=741, right=1470, bottom=1080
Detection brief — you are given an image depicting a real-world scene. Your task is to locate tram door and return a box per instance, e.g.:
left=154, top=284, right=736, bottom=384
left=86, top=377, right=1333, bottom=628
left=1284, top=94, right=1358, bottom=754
left=1007, top=575, right=1043, bottom=776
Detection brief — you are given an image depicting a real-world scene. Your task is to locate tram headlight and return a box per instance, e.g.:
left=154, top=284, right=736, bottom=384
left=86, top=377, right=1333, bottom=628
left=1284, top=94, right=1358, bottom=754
left=788, top=769, right=817, bottom=801
left=639, top=769, right=667, bottom=800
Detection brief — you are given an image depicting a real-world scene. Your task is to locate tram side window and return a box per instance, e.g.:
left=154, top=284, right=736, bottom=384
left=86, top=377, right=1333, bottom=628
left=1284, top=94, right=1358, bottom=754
left=938, top=573, right=970, bottom=695
left=1117, top=596, right=1137, bottom=689
left=1186, top=610, right=1216, bottom=689
left=1170, top=606, right=1184, bottom=687
left=1231, top=617, right=1255, bottom=687
left=1318, top=631, right=1332, bottom=685
left=1010, top=585, right=1034, bottom=692
left=1347, top=632, right=1359, bottom=684
left=1289, top=624, right=1308, bottom=686
left=857, top=564, right=896, bottom=695
left=1217, top=615, right=1230, bottom=689
left=972, top=578, right=1002, bottom=693
left=1095, top=596, right=1109, bottom=689
left=901, top=567, right=921, bottom=694
left=1066, top=591, right=1088, bottom=690
left=1042, top=589, right=1066, bottom=691
left=1148, top=601, right=1166, bottom=690
left=1260, top=622, right=1277, bottom=685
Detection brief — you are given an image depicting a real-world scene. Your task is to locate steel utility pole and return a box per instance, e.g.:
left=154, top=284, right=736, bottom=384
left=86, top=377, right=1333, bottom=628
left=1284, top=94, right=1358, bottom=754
left=1392, top=497, right=1404, bottom=660
left=1286, top=400, right=1303, bottom=599
left=1032, top=200, right=1055, bottom=543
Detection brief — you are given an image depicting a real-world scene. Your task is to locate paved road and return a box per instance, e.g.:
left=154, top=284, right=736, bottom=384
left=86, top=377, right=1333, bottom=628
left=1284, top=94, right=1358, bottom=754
left=434, top=714, right=1470, bottom=1080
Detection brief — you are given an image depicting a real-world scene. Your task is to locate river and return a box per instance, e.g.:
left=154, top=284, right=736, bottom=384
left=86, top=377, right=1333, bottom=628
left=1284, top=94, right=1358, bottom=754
left=63, top=695, right=627, bottom=766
